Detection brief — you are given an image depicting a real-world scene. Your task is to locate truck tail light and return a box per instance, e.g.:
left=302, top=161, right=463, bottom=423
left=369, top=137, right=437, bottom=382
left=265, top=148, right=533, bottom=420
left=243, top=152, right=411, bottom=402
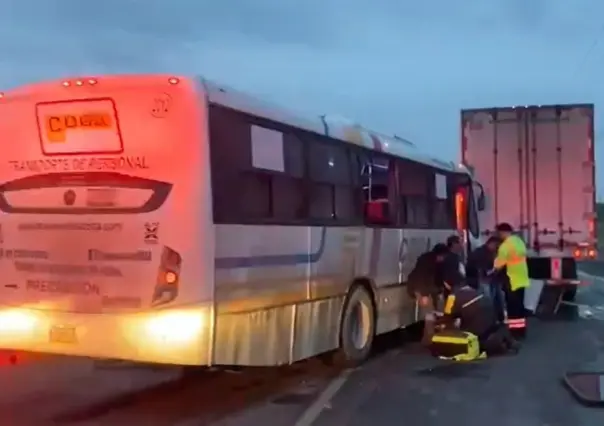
left=573, top=247, right=598, bottom=259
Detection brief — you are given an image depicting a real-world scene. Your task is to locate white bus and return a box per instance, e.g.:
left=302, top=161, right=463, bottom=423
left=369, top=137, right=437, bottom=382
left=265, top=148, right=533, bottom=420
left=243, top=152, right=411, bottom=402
left=0, top=75, right=483, bottom=366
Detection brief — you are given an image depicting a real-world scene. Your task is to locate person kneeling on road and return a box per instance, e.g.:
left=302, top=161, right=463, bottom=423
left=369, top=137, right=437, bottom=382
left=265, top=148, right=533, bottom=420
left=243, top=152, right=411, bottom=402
left=442, top=282, right=520, bottom=356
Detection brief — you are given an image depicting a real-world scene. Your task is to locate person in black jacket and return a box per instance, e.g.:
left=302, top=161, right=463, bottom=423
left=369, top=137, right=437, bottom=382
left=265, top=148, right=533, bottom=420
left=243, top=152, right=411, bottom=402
left=446, top=235, right=464, bottom=257
left=443, top=283, right=519, bottom=356
left=466, top=237, right=505, bottom=322
left=466, top=237, right=500, bottom=289
left=443, top=235, right=465, bottom=293
left=435, top=235, right=465, bottom=298
left=407, top=243, right=450, bottom=345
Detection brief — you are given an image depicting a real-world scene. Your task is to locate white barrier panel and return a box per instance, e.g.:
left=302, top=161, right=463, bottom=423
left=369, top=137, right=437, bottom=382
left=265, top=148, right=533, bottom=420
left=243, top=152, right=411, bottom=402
left=524, top=279, right=544, bottom=313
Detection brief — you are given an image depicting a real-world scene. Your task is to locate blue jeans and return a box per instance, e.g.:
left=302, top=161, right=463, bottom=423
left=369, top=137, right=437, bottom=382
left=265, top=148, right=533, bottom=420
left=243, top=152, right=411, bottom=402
left=480, top=279, right=506, bottom=323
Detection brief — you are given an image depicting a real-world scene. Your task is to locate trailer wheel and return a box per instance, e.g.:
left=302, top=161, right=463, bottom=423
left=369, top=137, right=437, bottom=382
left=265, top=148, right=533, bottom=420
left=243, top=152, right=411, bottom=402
left=333, top=285, right=376, bottom=367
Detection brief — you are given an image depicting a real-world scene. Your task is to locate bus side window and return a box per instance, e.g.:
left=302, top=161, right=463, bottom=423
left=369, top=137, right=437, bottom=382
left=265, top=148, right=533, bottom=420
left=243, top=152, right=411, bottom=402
left=430, top=172, right=455, bottom=229
left=209, top=104, right=308, bottom=224
left=361, top=154, right=393, bottom=224
left=308, top=137, right=357, bottom=222
left=271, top=133, right=307, bottom=220
left=433, top=197, right=455, bottom=229
left=398, top=159, right=431, bottom=228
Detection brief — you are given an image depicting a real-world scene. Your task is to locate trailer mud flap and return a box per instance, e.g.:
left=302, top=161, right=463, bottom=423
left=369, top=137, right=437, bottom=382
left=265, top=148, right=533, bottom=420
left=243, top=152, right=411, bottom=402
left=563, top=371, right=604, bottom=406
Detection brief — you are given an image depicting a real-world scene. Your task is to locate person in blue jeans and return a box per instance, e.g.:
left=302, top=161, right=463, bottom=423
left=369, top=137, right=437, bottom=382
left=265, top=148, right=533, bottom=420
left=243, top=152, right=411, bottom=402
left=466, top=237, right=506, bottom=322
left=466, top=237, right=499, bottom=290
left=487, top=270, right=507, bottom=323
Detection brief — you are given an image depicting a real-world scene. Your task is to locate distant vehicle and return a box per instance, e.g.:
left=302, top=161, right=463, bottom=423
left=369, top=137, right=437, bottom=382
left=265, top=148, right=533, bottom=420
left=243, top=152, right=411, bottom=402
left=461, top=104, right=597, bottom=301
left=0, top=75, right=483, bottom=366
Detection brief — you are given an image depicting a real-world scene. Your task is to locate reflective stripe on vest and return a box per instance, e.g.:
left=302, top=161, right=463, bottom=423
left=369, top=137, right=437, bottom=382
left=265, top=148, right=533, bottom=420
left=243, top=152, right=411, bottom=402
left=506, top=247, right=526, bottom=266
left=462, top=294, right=484, bottom=309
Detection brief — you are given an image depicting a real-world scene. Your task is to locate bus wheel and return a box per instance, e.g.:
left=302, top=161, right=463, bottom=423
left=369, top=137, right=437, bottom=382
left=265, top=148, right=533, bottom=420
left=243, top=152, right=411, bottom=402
left=334, top=285, right=376, bottom=367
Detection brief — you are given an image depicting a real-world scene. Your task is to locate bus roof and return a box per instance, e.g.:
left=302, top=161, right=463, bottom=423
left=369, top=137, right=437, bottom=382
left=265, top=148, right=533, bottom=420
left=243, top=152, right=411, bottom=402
left=201, top=78, right=466, bottom=174
left=0, top=74, right=468, bottom=175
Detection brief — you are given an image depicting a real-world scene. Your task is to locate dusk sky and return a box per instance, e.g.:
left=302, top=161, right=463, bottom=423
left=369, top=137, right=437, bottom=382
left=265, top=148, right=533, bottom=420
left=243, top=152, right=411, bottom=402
left=1, top=0, right=603, bottom=196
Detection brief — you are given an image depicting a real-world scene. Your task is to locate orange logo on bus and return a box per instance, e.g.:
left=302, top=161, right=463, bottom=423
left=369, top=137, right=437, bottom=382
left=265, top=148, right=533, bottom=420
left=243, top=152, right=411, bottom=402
left=44, top=112, right=113, bottom=143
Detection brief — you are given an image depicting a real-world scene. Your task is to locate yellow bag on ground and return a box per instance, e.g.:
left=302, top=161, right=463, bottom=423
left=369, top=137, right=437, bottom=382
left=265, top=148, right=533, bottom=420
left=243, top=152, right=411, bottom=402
left=429, top=330, right=487, bottom=361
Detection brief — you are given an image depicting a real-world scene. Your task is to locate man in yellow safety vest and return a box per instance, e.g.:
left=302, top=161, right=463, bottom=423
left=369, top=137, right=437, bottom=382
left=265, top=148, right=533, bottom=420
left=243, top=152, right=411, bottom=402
left=492, top=223, right=530, bottom=339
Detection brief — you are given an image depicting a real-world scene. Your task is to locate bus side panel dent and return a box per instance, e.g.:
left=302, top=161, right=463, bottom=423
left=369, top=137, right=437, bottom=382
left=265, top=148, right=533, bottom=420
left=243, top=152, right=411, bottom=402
left=375, top=285, right=407, bottom=334
left=214, top=305, right=294, bottom=366
left=292, top=297, right=343, bottom=362
left=212, top=297, right=343, bottom=366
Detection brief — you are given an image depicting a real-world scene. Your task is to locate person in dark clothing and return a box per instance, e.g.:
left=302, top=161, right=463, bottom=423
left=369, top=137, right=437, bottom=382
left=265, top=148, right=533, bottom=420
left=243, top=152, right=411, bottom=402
left=488, top=268, right=508, bottom=324
left=466, top=237, right=499, bottom=289
left=466, top=237, right=506, bottom=322
left=441, top=235, right=465, bottom=296
left=443, top=283, right=519, bottom=356
left=407, top=244, right=448, bottom=297
left=468, top=238, right=501, bottom=281
left=446, top=235, right=464, bottom=266
left=446, top=235, right=464, bottom=256
left=407, top=243, right=450, bottom=345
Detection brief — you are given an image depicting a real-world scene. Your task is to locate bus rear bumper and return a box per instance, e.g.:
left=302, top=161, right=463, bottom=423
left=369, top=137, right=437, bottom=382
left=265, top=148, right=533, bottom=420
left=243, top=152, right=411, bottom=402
left=0, top=305, right=213, bottom=366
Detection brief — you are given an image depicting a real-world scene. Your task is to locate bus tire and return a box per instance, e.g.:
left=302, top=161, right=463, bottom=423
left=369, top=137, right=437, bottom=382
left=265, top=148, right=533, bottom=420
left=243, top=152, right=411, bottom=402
left=333, top=285, right=376, bottom=367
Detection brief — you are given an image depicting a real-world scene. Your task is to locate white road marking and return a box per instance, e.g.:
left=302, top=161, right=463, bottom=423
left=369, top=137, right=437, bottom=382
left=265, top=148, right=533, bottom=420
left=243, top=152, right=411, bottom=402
left=293, top=368, right=355, bottom=426
left=172, top=368, right=356, bottom=426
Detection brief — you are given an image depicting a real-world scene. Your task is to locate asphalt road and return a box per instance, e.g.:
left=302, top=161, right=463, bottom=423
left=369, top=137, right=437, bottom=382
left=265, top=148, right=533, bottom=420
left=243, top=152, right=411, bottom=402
left=577, top=260, right=604, bottom=278
left=304, top=265, right=604, bottom=426
left=2, top=265, right=604, bottom=426
left=0, top=356, right=342, bottom=426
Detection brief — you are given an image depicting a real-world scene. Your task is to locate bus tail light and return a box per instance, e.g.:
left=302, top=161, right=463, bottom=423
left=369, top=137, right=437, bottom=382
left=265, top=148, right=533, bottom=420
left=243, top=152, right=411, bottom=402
left=152, top=246, right=182, bottom=306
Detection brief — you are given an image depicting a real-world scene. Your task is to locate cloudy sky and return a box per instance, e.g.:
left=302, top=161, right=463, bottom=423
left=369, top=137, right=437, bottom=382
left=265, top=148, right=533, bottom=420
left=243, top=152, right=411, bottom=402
left=1, top=0, right=603, bottom=194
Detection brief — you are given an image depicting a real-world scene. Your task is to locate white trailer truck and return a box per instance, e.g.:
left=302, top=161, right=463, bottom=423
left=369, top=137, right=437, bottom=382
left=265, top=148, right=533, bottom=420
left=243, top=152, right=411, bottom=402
left=461, top=104, right=597, bottom=303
